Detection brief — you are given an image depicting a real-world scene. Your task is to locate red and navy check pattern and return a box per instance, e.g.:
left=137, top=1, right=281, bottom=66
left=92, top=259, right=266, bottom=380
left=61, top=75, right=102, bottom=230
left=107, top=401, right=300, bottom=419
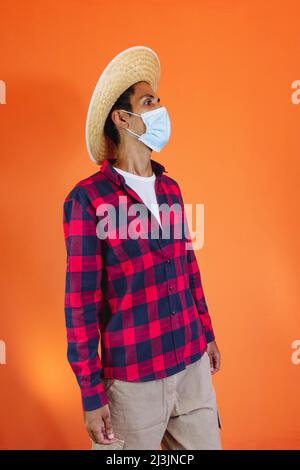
left=63, top=157, right=215, bottom=411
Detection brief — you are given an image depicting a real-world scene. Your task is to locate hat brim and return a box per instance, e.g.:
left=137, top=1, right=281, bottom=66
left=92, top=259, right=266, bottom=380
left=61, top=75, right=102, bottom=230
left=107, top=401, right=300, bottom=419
left=85, top=46, right=161, bottom=165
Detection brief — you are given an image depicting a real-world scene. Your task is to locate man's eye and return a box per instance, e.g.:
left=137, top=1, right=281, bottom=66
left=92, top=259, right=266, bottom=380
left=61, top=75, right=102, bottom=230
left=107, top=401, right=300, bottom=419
left=145, top=100, right=152, bottom=105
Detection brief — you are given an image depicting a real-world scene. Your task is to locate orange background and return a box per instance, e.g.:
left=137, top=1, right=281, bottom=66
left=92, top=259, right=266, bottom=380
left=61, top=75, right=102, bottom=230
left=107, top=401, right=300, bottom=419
left=0, top=0, right=299, bottom=450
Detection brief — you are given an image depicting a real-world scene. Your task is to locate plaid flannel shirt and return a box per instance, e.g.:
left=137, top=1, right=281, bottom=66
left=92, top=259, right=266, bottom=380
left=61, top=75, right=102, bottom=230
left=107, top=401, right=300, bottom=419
left=63, top=157, right=215, bottom=411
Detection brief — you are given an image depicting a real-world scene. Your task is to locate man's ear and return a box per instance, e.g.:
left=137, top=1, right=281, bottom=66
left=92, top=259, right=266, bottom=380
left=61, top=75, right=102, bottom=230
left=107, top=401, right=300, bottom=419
left=112, top=110, right=127, bottom=128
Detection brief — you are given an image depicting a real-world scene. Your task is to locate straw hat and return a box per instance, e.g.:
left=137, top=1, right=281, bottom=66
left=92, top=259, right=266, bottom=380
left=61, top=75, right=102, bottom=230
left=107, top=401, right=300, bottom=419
left=85, top=46, right=161, bottom=165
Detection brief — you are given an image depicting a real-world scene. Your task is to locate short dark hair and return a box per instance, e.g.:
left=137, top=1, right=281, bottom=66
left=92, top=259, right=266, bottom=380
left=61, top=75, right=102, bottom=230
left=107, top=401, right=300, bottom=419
left=104, top=83, right=136, bottom=147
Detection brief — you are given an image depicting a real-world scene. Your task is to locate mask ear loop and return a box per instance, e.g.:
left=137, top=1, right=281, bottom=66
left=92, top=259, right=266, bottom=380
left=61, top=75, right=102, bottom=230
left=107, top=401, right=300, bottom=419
left=119, top=109, right=142, bottom=138
left=125, top=127, right=141, bottom=137
left=119, top=109, right=140, bottom=117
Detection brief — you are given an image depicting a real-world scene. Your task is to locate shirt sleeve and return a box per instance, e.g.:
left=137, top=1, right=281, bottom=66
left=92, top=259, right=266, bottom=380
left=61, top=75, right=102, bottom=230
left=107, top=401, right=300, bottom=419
left=176, top=183, right=216, bottom=344
left=63, top=187, right=109, bottom=411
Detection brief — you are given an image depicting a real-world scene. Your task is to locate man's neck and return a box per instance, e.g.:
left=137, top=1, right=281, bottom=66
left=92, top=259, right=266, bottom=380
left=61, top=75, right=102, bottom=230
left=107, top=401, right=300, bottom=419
left=113, top=154, right=153, bottom=177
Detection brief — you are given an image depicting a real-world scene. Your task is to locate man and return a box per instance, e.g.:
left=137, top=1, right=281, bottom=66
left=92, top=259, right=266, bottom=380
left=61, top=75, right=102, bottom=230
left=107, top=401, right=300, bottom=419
left=63, top=46, right=222, bottom=450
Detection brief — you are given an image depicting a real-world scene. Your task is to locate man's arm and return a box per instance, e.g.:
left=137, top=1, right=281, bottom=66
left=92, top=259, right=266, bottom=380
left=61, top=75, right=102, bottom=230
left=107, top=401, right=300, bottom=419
left=63, top=187, right=117, bottom=444
left=176, top=183, right=215, bottom=343
left=185, top=237, right=215, bottom=343
left=63, top=187, right=108, bottom=411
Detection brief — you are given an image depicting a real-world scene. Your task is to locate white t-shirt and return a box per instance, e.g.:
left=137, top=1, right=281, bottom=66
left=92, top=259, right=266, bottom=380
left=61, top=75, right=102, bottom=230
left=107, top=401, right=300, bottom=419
left=113, top=166, right=162, bottom=228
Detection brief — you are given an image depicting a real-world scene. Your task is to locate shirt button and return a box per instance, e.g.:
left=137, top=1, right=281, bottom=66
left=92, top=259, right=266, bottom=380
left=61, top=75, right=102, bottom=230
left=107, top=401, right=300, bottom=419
left=168, top=285, right=174, bottom=291
left=171, top=310, right=176, bottom=315
left=165, top=259, right=171, bottom=264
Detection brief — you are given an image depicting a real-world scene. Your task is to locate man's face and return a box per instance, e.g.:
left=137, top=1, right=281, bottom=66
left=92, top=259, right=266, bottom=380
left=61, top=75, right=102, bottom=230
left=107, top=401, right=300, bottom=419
left=131, top=81, right=161, bottom=114
left=118, top=81, right=162, bottom=137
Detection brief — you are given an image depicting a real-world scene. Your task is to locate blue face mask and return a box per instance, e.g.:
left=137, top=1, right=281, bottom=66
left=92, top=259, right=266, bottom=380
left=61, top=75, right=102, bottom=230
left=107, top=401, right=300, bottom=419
left=120, top=106, right=171, bottom=152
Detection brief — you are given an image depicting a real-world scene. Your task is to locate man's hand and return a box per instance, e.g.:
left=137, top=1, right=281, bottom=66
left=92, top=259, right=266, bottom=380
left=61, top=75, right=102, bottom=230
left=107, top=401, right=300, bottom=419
left=207, top=340, right=221, bottom=375
left=84, top=404, right=116, bottom=445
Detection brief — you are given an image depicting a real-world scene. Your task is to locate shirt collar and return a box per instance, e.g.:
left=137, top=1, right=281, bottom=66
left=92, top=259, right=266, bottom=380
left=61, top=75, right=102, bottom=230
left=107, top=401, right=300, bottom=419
left=100, top=157, right=168, bottom=186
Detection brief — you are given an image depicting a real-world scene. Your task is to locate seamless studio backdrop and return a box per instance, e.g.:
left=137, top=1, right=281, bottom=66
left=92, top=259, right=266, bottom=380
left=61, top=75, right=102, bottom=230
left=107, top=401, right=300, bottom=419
left=0, top=0, right=299, bottom=450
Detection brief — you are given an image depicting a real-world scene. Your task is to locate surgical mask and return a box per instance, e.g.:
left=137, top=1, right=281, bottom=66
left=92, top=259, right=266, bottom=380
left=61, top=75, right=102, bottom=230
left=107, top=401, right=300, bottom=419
left=120, top=106, right=171, bottom=152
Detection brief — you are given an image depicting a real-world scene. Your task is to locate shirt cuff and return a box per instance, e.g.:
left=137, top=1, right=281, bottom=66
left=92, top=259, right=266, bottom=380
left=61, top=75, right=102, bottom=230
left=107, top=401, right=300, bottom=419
left=204, top=329, right=215, bottom=344
left=81, top=385, right=109, bottom=411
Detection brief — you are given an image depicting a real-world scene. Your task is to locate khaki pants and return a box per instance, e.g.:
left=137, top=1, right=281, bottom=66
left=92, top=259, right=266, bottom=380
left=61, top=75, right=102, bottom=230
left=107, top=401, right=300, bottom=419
left=91, top=351, right=222, bottom=450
